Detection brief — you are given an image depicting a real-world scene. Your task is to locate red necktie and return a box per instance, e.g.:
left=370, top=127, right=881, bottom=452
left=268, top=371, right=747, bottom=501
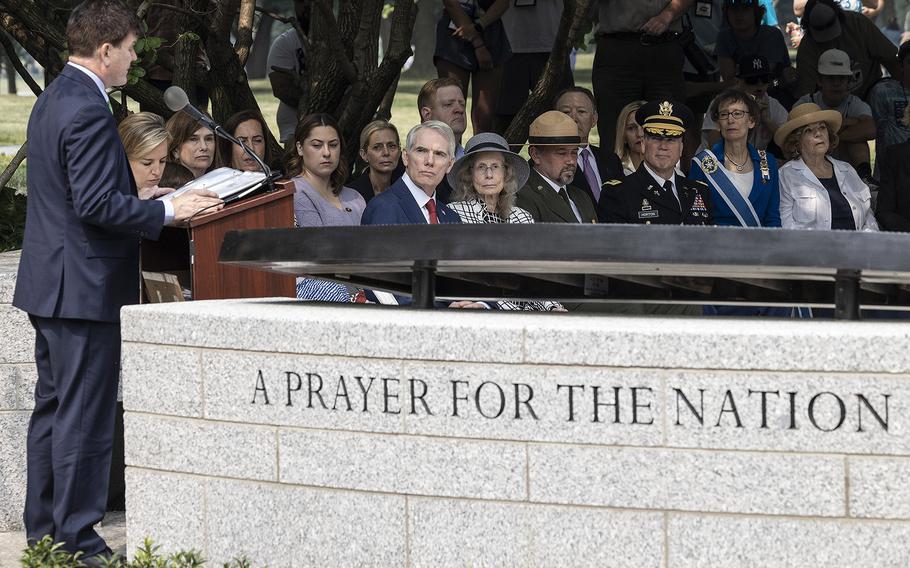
left=425, top=198, right=439, bottom=224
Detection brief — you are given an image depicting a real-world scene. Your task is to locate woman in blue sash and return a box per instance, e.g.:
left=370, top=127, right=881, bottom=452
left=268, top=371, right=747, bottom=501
left=690, top=88, right=781, bottom=228
left=690, top=88, right=786, bottom=316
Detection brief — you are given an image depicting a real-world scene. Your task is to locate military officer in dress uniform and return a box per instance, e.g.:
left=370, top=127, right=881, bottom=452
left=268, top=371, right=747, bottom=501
left=598, top=100, right=713, bottom=226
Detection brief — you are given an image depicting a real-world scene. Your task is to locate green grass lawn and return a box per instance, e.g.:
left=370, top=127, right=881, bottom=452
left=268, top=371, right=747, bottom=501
left=0, top=50, right=598, bottom=182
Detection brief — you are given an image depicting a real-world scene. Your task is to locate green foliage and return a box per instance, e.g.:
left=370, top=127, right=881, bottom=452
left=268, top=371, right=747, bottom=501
left=20, top=537, right=259, bottom=568
left=128, top=36, right=164, bottom=86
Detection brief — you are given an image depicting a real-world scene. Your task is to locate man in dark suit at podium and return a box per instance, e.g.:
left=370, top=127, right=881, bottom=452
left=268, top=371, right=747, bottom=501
left=13, top=0, right=222, bottom=561
left=555, top=87, right=623, bottom=207
left=361, top=121, right=462, bottom=225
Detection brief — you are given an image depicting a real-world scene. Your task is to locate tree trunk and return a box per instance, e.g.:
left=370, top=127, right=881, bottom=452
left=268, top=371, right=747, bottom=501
left=4, top=55, right=15, bottom=94
left=245, top=14, right=273, bottom=80
left=504, top=0, right=590, bottom=146
left=408, top=0, right=438, bottom=77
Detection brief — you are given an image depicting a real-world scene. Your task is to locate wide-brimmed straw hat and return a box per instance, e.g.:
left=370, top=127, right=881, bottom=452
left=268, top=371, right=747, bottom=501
left=527, top=111, right=581, bottom=146
left=773, top=102, right=842, bottom=148
left=446, top=132, right=531, bottom=189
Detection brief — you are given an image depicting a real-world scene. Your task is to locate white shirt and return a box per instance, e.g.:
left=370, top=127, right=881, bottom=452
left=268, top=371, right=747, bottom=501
left=402, top=172, right=436, bottom=223
left=643, top=162, right=681, bottom=205
left=727, top=168, right=753, bottom=200
left=577, top=146, right=603, bottom=190
left=536, top=169, right=582, bottom=222
left=67, top=62, right=174, bottom=224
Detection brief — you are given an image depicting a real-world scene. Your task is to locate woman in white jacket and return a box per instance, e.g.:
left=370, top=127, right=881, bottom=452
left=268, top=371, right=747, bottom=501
left=774, top=103, right=878, bottom=231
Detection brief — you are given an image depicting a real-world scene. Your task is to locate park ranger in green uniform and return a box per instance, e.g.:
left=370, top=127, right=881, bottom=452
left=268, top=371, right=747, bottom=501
left=597, top=99, right=714, bottom=226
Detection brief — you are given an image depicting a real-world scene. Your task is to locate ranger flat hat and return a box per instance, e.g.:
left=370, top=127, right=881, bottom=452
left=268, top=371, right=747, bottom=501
left=527, top=111, right=582, bottom=145
left=446, top=132, right=531, bottom=189
left=635, top=100, right=693, bottom=138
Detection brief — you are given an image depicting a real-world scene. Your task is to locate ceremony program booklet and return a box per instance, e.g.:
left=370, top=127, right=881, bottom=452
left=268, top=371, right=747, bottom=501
left=157, top=167, right=268, bottom=203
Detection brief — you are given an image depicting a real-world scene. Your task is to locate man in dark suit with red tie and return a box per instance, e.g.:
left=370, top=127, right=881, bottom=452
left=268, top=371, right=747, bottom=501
left=554, top=87, right=624, bottom=207
left=13, top=0, right=222, bottom=561
left=361, top=121, right=462, bottom=225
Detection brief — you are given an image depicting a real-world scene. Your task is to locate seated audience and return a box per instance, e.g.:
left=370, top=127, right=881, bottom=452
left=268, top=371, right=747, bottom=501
left=362, top=121, right=461, bottom=225
left=794, top=49, right=875, bottom=179
left=166, top=111, right=217, bottom=179
left=866, top=41, right=910, bottom=178
left=287, top=113, right=367, bottom=301
left=796, top=0, right=898, bottom=99
left=516, top=111, right=597, bottom=223
left=598, top=100, right=714, bottom=226
left=418, top=77, right=469, bottom=203
left=554, top=87, right=623, bottom=206
left=349, top=120, right=403, bottom=204
left=614, top=101, right=647, bottom=176
left=702, top=54, right=788, bottom=153
left=218, top=110, right=271, bottom=172
left=776, top=103, right=879, bottom=230
left=875, top=106, right=910, bottom=230
left=447, top=132, right=565, bottom=311
left=691, top=89, right=782, bottom=228
left=117, top=111, right=173, bottom=199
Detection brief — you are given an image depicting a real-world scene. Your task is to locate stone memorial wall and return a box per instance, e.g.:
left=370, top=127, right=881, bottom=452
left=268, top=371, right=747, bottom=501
left=122, top=299, right=910, bottom=567
left=0, top=251, right=33, bottom=532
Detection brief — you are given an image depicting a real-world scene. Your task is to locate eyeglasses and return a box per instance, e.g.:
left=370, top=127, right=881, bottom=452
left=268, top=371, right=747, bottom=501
left=717, top=110, right=750, bottom=121
left=474, top=163, right=504, bottom=175
left=744, top=75, right=771, bottom=85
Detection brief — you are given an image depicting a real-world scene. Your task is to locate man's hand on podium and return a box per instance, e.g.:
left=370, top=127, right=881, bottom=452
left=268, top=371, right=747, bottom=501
left=170, top=189, right=224, bottom=224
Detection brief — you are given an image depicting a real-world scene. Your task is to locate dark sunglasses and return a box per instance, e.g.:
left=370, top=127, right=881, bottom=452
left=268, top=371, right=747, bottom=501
left=743, top=75, right=771, bottom=85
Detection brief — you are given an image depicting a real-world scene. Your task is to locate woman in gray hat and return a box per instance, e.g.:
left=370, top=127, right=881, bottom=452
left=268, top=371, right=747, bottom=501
left=448, top=132, right=565, bottom=311
left=447, top=132, right=534, bottom=223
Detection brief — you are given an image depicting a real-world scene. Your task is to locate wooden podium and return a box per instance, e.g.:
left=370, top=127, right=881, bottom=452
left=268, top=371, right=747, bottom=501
left=141, top=180, right=296, bottom=300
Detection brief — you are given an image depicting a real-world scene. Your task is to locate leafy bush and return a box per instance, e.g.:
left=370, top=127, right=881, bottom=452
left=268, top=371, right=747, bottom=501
left=21, top=536, right=255, bottom=568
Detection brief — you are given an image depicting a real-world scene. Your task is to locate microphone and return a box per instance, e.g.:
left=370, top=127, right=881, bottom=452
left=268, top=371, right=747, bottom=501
left=162, top=86, right=272, bottom=177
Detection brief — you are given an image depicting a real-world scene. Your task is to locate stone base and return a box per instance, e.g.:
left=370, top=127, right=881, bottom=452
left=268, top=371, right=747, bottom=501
left=121, top=300, right=910, bottom=566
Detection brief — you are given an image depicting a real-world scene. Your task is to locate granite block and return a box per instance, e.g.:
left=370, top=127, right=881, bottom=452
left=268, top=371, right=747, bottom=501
left=0, top=412, right=28, bottom=531
left=204, top=477, right=405, bottom=567
left=849, top=457, right=910, bottom=519
left=122, top=300, right=527, bottom=363
left=0, top=305, right=33, bottom=364
left=409, top=497, right=664, bottom=568
left=665, top=371, right=910, bottom=455
left=124, top=413, right=277, bottom=481
left=0, top=364, right=36, bottom=411
left=399, top=361, right=664, bottom=447
left=278, top=429, right=525, bottom=500
left=669, top=514, right=910, bottom=567
left=121, top=344, right=202, bottom=417
left=201, top=351, right=406, bottom=433
left=125, top=468, right=205, bottom=558
left=529, top=444, right=844, bottom=517
left=523, top=316, right=910, bottom=373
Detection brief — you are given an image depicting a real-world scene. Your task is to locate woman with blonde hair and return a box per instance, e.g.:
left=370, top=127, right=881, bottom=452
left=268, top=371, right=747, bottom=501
left=117, top=112, right=174, bottom=199
left=613, top=100, right=646, bottom=176
left=348, top=119, right=402, bottom=203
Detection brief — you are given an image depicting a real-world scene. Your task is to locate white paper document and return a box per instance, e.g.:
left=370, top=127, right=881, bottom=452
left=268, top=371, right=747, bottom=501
left=157, top=167, right=267, bottom=202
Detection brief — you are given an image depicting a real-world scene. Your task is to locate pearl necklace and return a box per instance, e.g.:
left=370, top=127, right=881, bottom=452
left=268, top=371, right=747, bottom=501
left=725, top=152, right=748, bottom=172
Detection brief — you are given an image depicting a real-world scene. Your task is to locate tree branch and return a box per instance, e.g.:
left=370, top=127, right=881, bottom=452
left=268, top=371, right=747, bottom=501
left=313, top=0, right=358, bottom=85
left=0, top=139, right=26, bottom=190
left=234, top=0, right=255, bottom=68
left=0, top=29, right=40, bottom=96
left=254, top=5, right=293, bottom=25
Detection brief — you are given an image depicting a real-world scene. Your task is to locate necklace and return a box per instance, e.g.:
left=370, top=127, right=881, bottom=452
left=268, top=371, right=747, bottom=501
left=725, top=152, right=748, bottom=172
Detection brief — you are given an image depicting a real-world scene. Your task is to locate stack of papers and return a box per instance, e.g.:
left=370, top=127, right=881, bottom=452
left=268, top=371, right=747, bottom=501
left=157, top=167, right=267, bottom=202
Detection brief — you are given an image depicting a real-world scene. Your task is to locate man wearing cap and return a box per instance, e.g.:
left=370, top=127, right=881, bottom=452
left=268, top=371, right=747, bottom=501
left=599, top=100, right=714, bottom=226
left=796, top=0, right=897, bottom=99
left=554, top=86, right=623, bottom=206
left=516, top=110, right=598, bottom=223
left=702, top=53, right=789, bottom=152
left=795, top=48, right=875, bottom=177
left=591, top=0, right=696, bottom=151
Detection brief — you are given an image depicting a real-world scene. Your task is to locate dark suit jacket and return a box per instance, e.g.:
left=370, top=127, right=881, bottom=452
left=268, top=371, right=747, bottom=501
left=515, top=168, right=597, bottom=223
left=361, top=177, right=461, bottom=225
left=13, top=64, right=165, bottom=323
left=571, top=144, right=623, bottom=205
left=876, top=141, right=910, bottom=231
left=598, top=165, right=714, bottom=225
